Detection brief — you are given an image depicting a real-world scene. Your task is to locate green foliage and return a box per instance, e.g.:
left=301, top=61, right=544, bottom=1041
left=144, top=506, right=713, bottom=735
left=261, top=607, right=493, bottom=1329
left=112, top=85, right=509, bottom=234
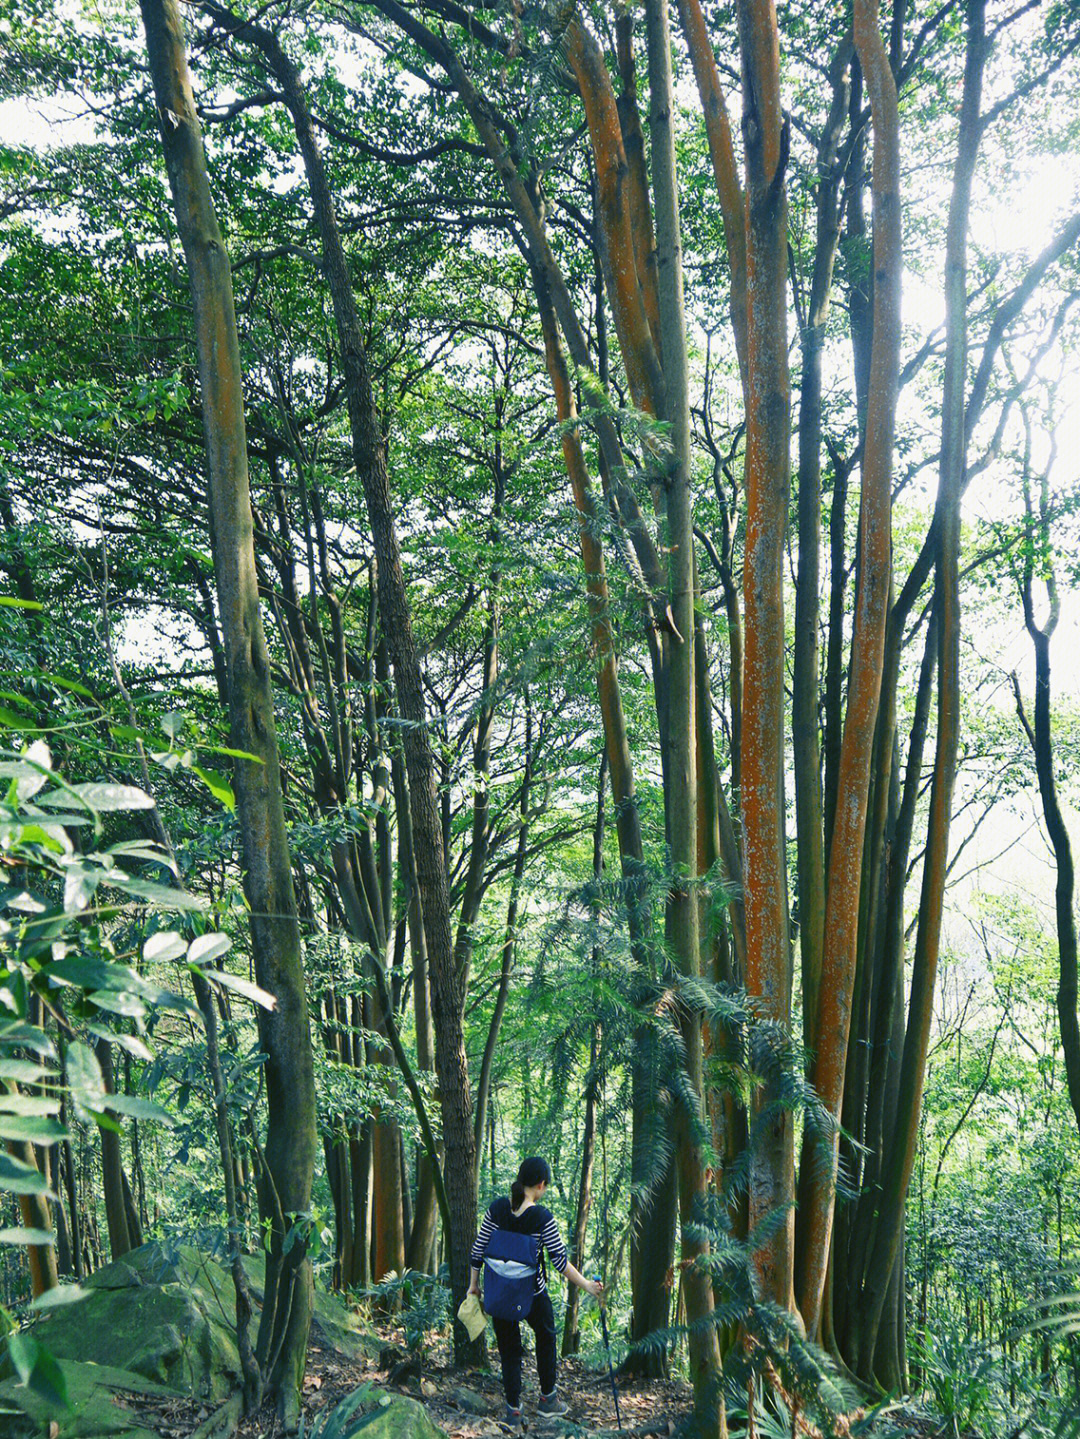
left=910, top=1326, right=1010, bottom=1439
left=358, top=1269, right=451, bottom=1359
left=298, top=1382, right=387, bottom=1438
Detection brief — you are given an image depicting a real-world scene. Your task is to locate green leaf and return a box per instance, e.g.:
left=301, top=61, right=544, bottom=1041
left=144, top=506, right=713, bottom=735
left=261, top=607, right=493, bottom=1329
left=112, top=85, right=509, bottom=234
left=109, top=724, right=153, bottom=745
left=84, top=1025, right=153, bottom=1062
left=199, top=967, right=277, bottom=1011
left=46, top=955, right=146, bottom=995
left=0, top=821, right=68, bottom=852
left=39, top=782, right=155, bottom=813
left=107, top=840, right=177, bottom=873
left=0, top=1022, right=54, bottom=1057
left=0, top=1060, right=49, bottom=1083
left=108, top=877, right=208, bottom=910
left=193, top=765, right=235, bottom=812
left=86, top=989, right=146, bottom=1019
left=188, top=932, right=231, bottom=967
left=29, top=1283, right=88, bottom=1312
left=205, top=744, right=264, bottom=763
left=0, top=597, right=43, bottom=611
left=106, top=1093, right=175, bottom=1125
left=143, top=930, right=187, bottom=963
left=63, top=864, right=98, bottom=914
left=0, top=708, right=37, bottom=732
left=65, top=1040, right=106, bottom=1112
left=7, top=1331, right=37, bottom=1384
left=0, top=1094, right=60, bottom=1117
left=41, top=674, right=94, bottom=699
left=7, top=1332, right=69, bottom=1409
left=0, top=1153, right=54, bottom=1196
left=0, top=740, right=52, bottom=801
left=0, top=1115, right=66, bottom=1143
left=0, top=1227, right=55, bottom=1245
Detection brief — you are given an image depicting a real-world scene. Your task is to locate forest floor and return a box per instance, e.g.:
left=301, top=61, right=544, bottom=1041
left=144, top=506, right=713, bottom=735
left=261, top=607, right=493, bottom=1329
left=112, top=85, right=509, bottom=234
left=284, top=1320, right=691, bottom=1438
left=125, top=1315, right=690, bottom=1438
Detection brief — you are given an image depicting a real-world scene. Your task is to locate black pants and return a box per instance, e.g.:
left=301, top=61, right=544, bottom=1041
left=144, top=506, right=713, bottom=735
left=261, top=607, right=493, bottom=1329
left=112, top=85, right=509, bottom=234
left=492, top=1289, right=557, bottom=1408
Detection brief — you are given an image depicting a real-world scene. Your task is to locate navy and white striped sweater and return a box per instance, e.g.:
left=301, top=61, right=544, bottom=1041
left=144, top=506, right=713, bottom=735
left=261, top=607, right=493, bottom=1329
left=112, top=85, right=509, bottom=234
left=470, top=1197, right=568, bottom=1295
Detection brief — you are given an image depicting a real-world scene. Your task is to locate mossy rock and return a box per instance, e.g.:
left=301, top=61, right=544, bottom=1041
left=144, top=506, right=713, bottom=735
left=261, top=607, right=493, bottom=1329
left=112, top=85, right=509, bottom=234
left=29, top=1244, right=244, bottom=1401
left=310, top=1385, right=446, bottom=1438
left=19, top=1243, right=382, bottom=1426
left=0, top=1358, right=174, bottom=1438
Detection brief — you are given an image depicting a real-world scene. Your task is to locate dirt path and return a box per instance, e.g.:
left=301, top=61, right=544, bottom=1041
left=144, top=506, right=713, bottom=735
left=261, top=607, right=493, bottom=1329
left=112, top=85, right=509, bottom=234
left=234, top=1320, right=691, bottom=1438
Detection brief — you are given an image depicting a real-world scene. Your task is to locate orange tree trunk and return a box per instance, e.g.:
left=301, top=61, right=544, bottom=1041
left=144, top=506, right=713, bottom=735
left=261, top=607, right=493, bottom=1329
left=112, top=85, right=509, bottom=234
left=734, top=0, right=795, bottom=1309
left=795, top=0, right=900, bottom=1341
left=6, top=1137, right=58, bottom=1297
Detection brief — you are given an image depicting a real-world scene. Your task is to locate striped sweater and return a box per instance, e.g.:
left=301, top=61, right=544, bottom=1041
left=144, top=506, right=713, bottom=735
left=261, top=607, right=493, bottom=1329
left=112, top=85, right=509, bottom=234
left=470, top=1197, right=568, bottom=1295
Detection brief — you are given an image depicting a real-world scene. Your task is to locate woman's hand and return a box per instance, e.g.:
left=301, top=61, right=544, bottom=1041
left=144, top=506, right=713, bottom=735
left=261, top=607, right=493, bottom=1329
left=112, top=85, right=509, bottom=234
left=585, top=1277, right=604, bottom=1300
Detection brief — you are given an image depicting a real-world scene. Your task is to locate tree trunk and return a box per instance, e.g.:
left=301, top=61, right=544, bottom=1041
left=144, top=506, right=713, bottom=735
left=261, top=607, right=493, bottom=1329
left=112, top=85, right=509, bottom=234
left=396, top=753, right=439, bottom=1275
left=529, top=253, right=674, bottom=1373
left=735, top=0, right=795, bottom=1310
left=474, top=708, right=533, bottom=1158
left=348, top=1117, right=373, bottom=1290
left=227, top=25, right=478, bottom=1355
left=562, top=1024, right=600, bottom=1358
left=193, top=971, right=262, bottom=1413
left=645, top=0, right=724, bottom=1426
left=1014, top=487, right=1080, bottom=1135
left=852, top=0, right=985, bottom=1379
left=94, top=1040, right=134, bottom=1263
left=139, top=0, right=318, bottom=1411
left=796, top=0, right=899, bottom=1340
left=6, top=1135, right=58, bottom=1296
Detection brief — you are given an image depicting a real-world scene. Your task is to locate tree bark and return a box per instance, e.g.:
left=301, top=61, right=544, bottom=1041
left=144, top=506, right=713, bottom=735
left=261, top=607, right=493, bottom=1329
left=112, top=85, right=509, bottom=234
left=644, top=0, right=724, bottom=1425
left=474, top=707, right=533, bottom=1159
left=562, top=1022, right=600, bottom=1358
left=529, top=252, right=674, bottom=1373
left=138, top=0, right=318, bottom=1410
left=852, top=0, right=985, bottom=1379
left=1014, top=462, right=1080, bottom=1135
left=216, top=18, right=478, bottom=1355
left=735, top=0, right=795, bottom=1309
left=193, top=971, right=262, bottom=1413
left=6, top=1133, right=58, bottom=1297
left=94, top=1040, right=134, bottom=1263
left=796, top=0, right=899, bottom=1340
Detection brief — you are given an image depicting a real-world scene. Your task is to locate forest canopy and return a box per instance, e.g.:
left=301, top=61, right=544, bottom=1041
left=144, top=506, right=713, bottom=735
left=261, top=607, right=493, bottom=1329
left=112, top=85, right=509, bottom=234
left=0, top=0, right=1079, bottom=1434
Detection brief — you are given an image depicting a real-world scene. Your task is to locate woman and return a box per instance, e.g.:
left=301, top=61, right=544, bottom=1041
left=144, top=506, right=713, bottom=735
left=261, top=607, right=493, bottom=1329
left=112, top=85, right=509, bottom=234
left=469, top=1155, right=603, bottom=1430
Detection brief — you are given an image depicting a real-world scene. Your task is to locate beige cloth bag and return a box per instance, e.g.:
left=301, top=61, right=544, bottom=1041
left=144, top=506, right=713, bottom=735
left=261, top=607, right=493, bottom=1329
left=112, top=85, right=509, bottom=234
left=456, top=1290, right=487, bottom=1340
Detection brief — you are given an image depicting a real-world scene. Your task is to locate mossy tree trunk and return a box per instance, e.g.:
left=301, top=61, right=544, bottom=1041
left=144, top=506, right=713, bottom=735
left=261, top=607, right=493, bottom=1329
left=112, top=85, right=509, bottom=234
left=138, top=0, right=317, bottom=1416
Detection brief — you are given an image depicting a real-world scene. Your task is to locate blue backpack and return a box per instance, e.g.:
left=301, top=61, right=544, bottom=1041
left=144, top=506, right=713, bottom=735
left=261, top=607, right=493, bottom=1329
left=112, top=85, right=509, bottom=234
left=483, top=1227, right=540, bottom=1321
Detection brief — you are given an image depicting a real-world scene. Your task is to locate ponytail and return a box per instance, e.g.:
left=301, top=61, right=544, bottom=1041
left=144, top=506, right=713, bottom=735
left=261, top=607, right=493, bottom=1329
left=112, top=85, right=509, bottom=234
left=511, top=1155, right=551, bottom=1208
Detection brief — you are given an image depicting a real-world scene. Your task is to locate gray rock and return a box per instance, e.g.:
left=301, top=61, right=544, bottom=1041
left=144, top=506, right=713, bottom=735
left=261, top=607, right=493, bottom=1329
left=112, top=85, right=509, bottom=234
left=450, top=1385, right=491, bottom=1415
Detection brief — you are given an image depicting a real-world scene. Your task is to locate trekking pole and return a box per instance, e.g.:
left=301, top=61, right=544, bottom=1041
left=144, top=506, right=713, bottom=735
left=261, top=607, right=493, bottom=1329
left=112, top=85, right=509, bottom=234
left=594, top=1276, right=623, bottom=1432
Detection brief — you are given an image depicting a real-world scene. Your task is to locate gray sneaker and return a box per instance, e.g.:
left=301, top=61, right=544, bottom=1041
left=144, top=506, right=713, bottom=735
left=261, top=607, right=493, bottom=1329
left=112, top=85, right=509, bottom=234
left=538, top=1391, right=570, bottom=1418
left=501, top=1406, right=525, bottom=1432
